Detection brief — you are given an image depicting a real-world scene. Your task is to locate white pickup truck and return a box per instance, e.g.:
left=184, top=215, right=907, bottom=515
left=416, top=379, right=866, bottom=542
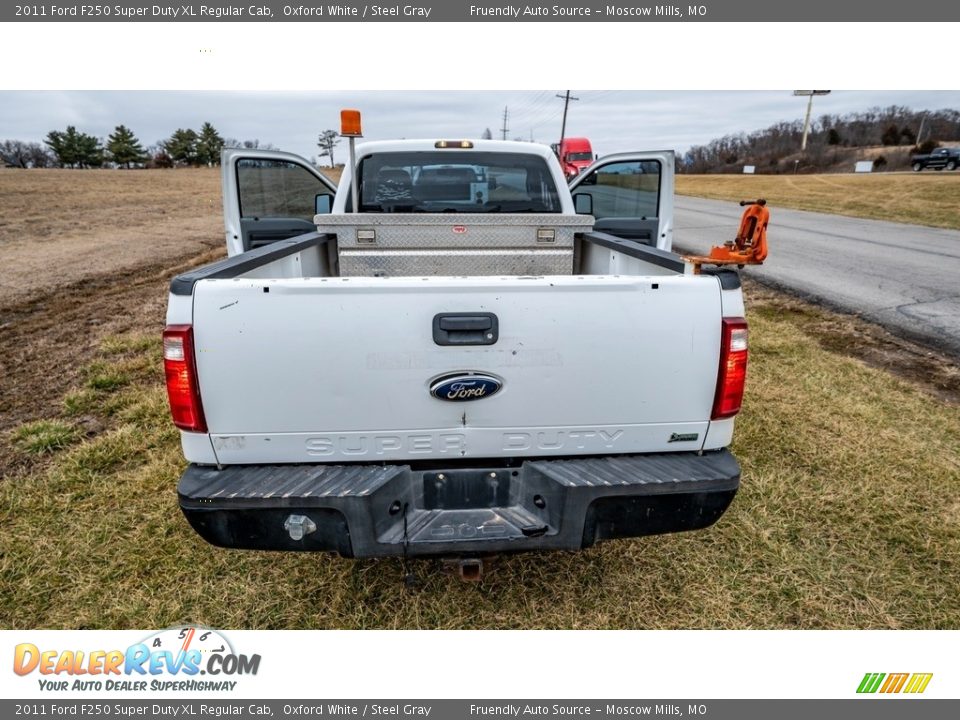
left=164, top=138, right=747, bottom=566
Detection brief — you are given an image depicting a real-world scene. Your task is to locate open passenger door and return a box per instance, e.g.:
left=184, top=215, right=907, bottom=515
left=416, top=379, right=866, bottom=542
left=222, top=148, right=337, bottom=257
left=568, top=151, right=675, bottom=251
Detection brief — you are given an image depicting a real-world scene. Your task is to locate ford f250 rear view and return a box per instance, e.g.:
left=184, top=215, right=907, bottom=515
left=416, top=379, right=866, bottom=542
left=164, top=130, right=748, bottom=566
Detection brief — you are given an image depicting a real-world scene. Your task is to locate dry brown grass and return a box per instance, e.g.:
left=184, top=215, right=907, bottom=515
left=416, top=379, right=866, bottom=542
left=0, top=165, right=341, bottom=311
left=323, top=166, right=343, bottom=184
left=0, top=168, right=223, bottom=310
left=676, top=173, right=960, bottom=230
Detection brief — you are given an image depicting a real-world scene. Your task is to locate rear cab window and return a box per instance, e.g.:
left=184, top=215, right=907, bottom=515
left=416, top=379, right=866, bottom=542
left=356, top=151, right=562, bottom=213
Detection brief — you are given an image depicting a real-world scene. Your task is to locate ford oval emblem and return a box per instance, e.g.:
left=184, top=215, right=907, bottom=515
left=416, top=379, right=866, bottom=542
left=430, top=372, right=503, bottom=402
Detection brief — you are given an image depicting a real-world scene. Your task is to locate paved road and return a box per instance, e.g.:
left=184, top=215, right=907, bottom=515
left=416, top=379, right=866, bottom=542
left=673, top=196, right=960, bottom=357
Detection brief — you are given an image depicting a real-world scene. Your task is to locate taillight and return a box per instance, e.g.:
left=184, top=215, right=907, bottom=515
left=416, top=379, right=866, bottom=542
left=163, top=324, right=206, bottom=432
left=712, top=317, right=748, bottom=420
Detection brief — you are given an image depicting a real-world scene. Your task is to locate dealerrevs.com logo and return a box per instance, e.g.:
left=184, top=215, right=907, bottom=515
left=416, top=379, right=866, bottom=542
left=13, top=627, right=260, bottom=692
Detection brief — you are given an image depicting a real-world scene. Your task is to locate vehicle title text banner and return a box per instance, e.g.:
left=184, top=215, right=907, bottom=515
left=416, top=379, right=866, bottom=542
left=5, top=0, right=959, bottom=22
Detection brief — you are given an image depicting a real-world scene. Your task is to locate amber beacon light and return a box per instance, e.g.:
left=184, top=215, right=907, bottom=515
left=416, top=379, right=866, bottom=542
left=340, top=109, right=363, bottom=137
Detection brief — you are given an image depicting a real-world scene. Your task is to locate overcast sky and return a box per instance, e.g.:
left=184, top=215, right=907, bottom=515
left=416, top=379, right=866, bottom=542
left=2, top=90, right=957, bottom=161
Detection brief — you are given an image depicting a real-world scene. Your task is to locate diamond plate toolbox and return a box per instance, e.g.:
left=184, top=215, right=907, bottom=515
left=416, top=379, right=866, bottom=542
left=315, top=213, right=595, bottom=277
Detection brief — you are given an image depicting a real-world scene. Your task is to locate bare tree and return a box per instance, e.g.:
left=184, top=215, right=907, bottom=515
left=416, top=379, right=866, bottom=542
left=1, top=140, right=32, bottom=167
left=317, top=130, right=340, bottom=167
left=684, top=106, right=960, bottom=173
left=26, top=143, right=55, bottom=168
left=1, top=140, right=54, bottom=168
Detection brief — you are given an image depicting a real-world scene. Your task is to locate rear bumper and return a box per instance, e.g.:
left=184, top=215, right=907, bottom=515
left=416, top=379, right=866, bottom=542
left=178, top=450, right=740, bottom=558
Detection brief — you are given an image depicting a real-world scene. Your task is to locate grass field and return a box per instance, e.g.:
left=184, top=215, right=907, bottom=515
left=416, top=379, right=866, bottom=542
left=676, top=173, right=960, bottom=230
left=0, top=168, right=222, bottom=309
left=2, top=289, right=958, bottom=629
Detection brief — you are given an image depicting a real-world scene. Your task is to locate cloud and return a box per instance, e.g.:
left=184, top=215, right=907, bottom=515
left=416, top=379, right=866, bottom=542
left=1, top=89, right=957, bottom=161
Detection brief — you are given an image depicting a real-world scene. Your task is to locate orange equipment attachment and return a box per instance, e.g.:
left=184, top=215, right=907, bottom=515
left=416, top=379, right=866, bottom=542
left=683, top=199, right=769, bottom=272
left=340, top=109, right=362, bottom=137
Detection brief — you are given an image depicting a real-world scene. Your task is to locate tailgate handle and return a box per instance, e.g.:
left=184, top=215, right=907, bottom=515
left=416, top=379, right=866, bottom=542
left=440, top=316, right=491, bottom=331
left=433, top=313, right=498, bottom=346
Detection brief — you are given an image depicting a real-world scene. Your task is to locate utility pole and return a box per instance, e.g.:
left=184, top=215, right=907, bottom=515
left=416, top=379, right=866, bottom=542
left=917, top=111, right=928, bottom=146
left=793, top=90, right=831, bottom=152
left=500, top=106, right=509, bottom=141
left=556, top=90, right=579, bottom=148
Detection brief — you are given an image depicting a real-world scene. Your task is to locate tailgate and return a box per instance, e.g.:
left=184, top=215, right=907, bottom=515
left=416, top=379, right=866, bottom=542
left=192, top=275, right=722, bottom=464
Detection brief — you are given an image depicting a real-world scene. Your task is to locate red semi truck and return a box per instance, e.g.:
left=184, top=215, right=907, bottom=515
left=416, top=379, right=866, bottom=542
left=551, top=137, right=594, bottom=179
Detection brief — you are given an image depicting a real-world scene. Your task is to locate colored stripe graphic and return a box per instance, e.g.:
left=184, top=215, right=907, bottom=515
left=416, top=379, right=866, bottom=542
left=857, top=673, right=885, bottom=693
left=857, top=672, right=932, bottom=694
left=904, top=673, right=933, bottom=694
left=880, top=673, right=909, bottom=693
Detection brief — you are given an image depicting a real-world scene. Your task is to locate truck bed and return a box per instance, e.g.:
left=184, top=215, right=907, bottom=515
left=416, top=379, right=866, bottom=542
left=168, top=230, right=736, bottom=467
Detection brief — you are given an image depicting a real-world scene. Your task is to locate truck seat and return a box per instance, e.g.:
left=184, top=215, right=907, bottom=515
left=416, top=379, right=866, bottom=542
left=373, top=168, right=415, bottom=204
left=415, top=167, right=477, bottom=202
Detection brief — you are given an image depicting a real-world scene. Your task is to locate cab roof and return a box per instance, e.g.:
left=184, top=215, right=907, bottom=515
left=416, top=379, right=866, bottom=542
left=354, top=139, right=557, bottom=160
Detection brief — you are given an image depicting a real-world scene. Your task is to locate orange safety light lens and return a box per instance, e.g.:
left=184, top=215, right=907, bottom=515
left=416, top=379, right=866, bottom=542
left=340, top=109, right=362, bottom=137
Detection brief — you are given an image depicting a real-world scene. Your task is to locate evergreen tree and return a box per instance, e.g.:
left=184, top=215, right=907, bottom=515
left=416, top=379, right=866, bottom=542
left=45, top=126, right=103, bottom=168
left=164, top=128, right=199, bottom=166
left=44, top=130, right=73, bottom=167
left=78, top=132, right=104, bottom=167
left=45, top=129, right=73, bottom=167
left=196, top=122, right=225, bottom=166
left=106, top=125, right=148, bottom=168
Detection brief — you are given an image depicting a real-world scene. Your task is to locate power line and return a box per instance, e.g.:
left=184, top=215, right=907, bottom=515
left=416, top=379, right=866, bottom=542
left=507, top=91, right=551, bottom=120
left=509, top=92, right=556, bottom=124
left=505, top=90, right=581, bottom=138
left=526, top=105, right=566, bottom=133
left=500, top=106, right=509, bottom=140
left=506, top=90, right=576, bottom=139
left=579, top=90, right=621, bottom=105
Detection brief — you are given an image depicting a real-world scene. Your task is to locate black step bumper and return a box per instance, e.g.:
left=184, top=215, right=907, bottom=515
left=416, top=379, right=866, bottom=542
left=178, top=450, right=740, bottom=558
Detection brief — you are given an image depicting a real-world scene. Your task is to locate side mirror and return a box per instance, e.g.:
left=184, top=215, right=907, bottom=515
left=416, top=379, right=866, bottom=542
left=315, top=193, right=332, bottom=215
left=573, top=192, right=593, bottom=215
